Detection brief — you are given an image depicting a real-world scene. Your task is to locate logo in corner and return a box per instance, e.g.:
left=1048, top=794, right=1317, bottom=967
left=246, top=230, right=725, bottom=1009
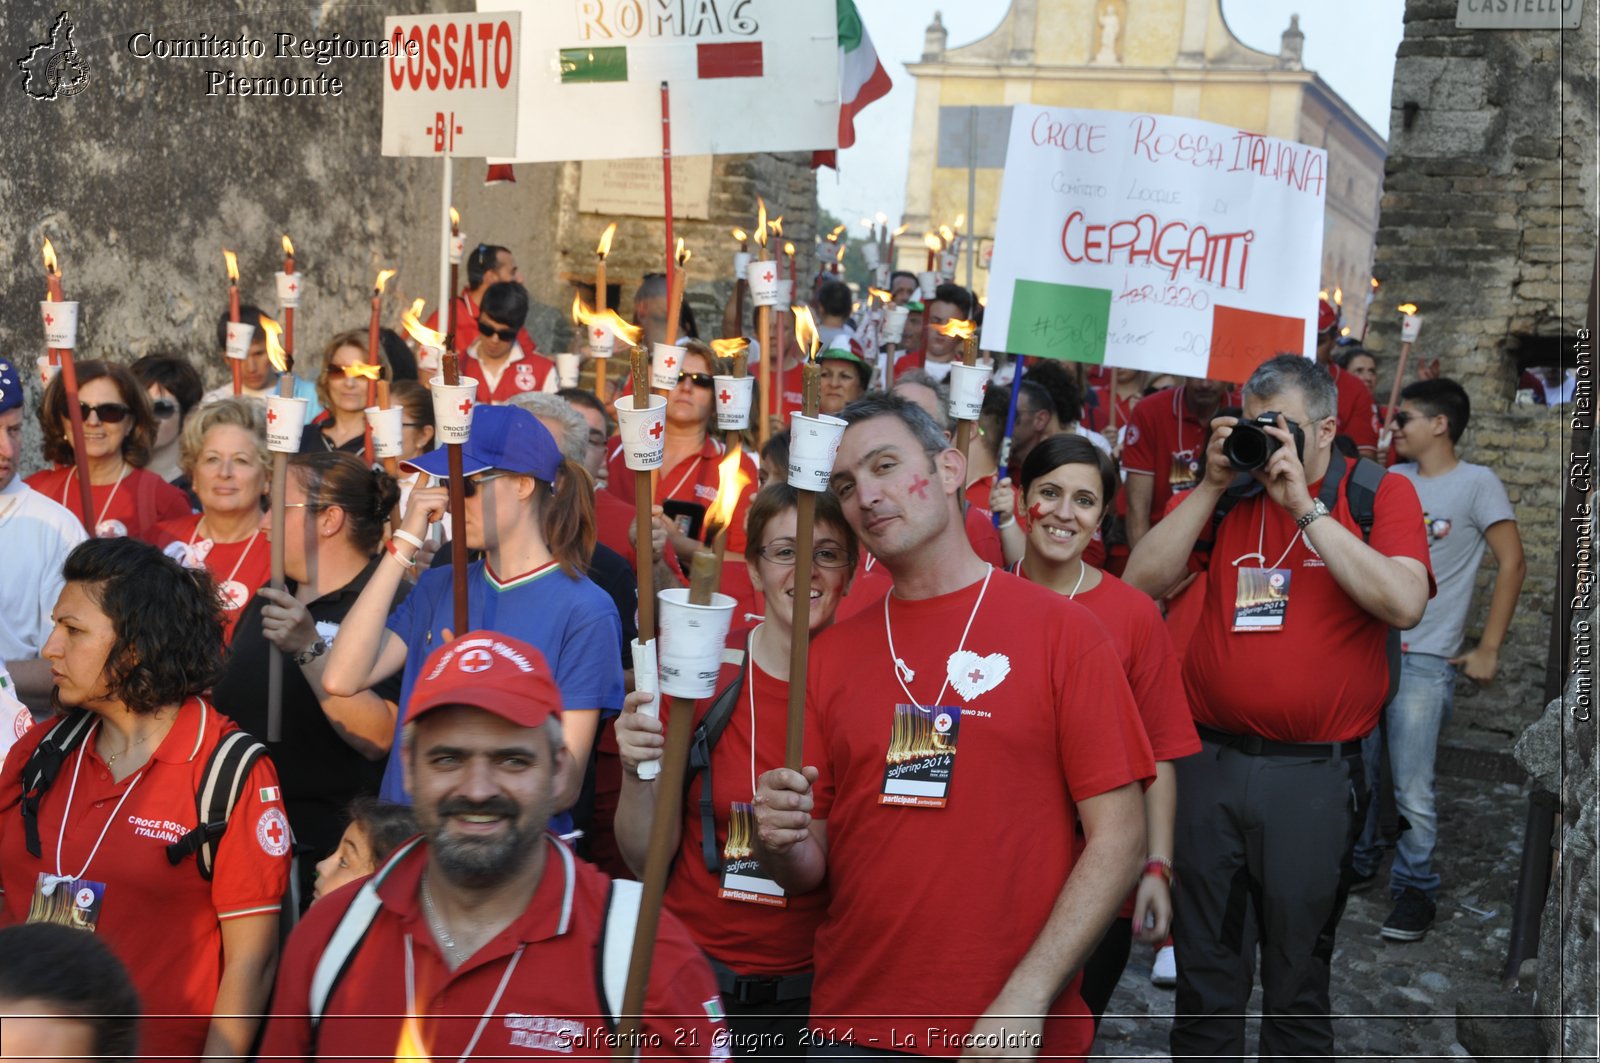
left=18, top=12, right=89, bottom=101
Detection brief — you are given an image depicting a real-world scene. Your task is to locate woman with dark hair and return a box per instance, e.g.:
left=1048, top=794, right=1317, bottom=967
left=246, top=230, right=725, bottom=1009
left=26, top=361, right=191, bottom=542
left=0, top=923, right=140, bottom=1062
left=1008, top=434, right=1198, bottom=1028
left=130, top=353, right=204, bottom=483
left=214, top=452, right=408, bottom=910
left=387, top=379, right=446, bottom=546
left=614, top=484, right=857, bottom=1053
left=817, top=345, right=870, bottom=415
left=0, top=537, right=288, bottom=1061
left=300, top=330, right=393, bottom=455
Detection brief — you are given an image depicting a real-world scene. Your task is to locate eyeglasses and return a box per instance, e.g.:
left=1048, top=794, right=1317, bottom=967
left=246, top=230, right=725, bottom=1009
left=78, top=402, right=130, bottom=425
left=676, top=371, right=714, bottom=390
left=463, top=471, right=512, bottom=498
left=477, top=318, right=518, bottom=342
left=151, top=399, right=179, bottom=420
left=757, top=542, right=852, bottom=569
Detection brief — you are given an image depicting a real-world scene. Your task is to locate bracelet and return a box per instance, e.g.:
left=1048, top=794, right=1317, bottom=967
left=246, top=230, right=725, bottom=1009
left=997, top=515, right=1016, bottom=529
left=1143, top=857, right=1173, bottom=884
left=391, top=529, right=425, bottom=551
left=385, top=539, right=417, bottom=570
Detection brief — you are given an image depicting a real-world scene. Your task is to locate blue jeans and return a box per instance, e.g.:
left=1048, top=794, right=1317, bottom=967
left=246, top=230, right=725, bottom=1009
left=1354, top=653, right=1455, bottom=897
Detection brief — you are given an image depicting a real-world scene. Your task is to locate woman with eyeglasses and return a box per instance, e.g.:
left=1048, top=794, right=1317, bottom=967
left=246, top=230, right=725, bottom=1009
left=613, top=484, right=857, bottom=1053
left=152, top=398, right=273, bottom=643
left=28, top=361, right=191, bottom=543
left=298, top=331, right=393, bottom=456
left=214, top=452, right=408, bottom=911
left=1011, top=433, right=1199, bottom=1028
left=130, top=354, right=204, bottom=484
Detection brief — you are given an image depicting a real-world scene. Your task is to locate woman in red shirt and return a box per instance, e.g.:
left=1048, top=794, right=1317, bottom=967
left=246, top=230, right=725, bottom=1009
left=27, top=361, right=190, bottom=542
left=612, top=484, right=858, bottom=1054
left=153, top=398, right=271, bottom=642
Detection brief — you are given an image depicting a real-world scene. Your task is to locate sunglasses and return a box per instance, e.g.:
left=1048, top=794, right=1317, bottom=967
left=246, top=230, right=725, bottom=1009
left=151, top=399, right=179, bottom=420
left=477, top=319, right=518, bottom=342
left=676, top=371, right=714, bottom=390
left=1392, top=411, right=1418, bottom=428
left=78, top=402, right=131, bottom=425
left=462, top=471, right=511, bottom=498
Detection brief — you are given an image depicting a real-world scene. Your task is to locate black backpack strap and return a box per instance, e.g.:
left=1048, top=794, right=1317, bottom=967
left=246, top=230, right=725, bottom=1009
left=1193, top=474, right=1261, bottom=556
left=165, top=720, right=270, bottom=880
left=19, top=709, right=96, bottom=859
left=687, top=635, right=751, bottom=875
left=1339, top=457, right=1402, bottom=705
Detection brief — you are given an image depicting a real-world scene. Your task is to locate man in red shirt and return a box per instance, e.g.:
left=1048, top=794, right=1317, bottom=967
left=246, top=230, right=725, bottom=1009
left=1315, top=298, right=1381, bottom=456
left=1122, top=377, right=1231, bottom=546
left=754, top=395, right=1153, bottom=1058
left=892, top=283, right=971, bottom=383
left=426, top=243, right=523, bottom=354
left=1124, top=354, right=1433, bottom=1061
left=459, top=282, right=557, bottom=404
left=260, top=633, right=726, bottom=1061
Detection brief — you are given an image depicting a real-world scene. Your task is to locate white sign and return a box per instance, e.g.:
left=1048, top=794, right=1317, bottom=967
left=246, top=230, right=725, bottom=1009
left=482, top=0, right=838, bottom=162
left=982, top=107, right=1327, bottom=384
left=382, top=12, right=522, bottom=158
left=1456, top=0, right=1582, bottom=29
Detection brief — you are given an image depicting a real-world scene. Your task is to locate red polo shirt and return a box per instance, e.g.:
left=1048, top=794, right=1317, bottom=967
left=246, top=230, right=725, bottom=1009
left=260, top=837, right=727, bottom=1061
left=459, top=344, right=558, bottom=405
left=425, top=293, right=540, bottom=359
left=1329, top=363, right=1381, bottom=453
left=25, top=465, right=191, bottom=544
left=1121, top=385, right=1218, bottom=524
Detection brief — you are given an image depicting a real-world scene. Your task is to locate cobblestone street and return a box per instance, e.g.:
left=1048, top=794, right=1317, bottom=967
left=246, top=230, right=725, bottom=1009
left=1093, top=753, right=1538, bottom=1060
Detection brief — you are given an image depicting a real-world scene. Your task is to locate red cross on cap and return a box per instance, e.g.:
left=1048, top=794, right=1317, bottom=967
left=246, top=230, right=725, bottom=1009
left=458, top=648, right=493, bottom=673
left=458, top=398, right=473, bottom=415
left=647, top=420, right=665, bottom=440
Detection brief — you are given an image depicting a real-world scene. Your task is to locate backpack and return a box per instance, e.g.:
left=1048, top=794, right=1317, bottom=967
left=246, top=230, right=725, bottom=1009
left=19, top=703, right=269, bottom=880
left=685, top=639, right=751, bottom=875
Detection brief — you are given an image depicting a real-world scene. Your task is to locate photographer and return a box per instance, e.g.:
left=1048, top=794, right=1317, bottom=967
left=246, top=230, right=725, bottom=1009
left=1124, top=354, right=1433, bottom=1062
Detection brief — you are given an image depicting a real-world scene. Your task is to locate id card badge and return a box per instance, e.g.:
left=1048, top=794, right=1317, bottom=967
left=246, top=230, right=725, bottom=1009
left=1233, top=568, right=1292, bottom=632
left=28, top=873, right=105, bottom=932
left=880, top=704, right=960, bottom=808
left=718, top=802, right=787, bottom=907
left=1169, top=449, right=1200, bottom=492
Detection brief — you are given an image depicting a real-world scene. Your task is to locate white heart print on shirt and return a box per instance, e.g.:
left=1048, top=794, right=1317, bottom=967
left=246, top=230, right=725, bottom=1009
left=947, top=651, right=1011, bottom=701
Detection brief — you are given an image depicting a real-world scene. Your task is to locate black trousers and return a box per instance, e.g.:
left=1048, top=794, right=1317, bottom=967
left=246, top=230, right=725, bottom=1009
left=1169, top=737, right=1366, bottom=1063
left=1078, top=916, right=1134, bottom=1026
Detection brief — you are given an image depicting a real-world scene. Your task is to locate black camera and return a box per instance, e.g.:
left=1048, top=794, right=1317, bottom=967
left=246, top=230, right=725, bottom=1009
left=1223, top=412, right=1305, bottom=471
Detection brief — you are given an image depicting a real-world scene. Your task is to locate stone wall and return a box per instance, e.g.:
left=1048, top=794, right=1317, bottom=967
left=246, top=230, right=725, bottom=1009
left=1370, top=0, right=1597, bottom=746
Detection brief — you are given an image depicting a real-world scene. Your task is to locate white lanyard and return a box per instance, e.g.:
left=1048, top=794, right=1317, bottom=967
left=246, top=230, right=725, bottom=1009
left=746, top=626, right=768, bottom=796
left=883, top=565, right=994, bottom=709
left=60, top=461, right=127, bottom=529
left=1234, top=503, right=1302, bottom=569
left=404, top=933, right=524, bottom=1063
left=43, top=724, right=147, bottom=892
left=660, top=446, right=702, bottom=503
left=189, top=520, right=263, bottom=592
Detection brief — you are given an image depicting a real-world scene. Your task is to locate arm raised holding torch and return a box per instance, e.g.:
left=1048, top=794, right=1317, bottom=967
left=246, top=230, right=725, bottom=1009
left=40, top=239, right=95, bottom=532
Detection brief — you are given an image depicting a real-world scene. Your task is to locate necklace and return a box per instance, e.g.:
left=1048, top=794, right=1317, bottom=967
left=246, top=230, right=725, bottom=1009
left=189, top=518, right=263, bottom=611
left=104, top=730, right=154, bottom=769
left=419, top=876, right=463, bottom=962
left=883, top=565, right=994, bottom=708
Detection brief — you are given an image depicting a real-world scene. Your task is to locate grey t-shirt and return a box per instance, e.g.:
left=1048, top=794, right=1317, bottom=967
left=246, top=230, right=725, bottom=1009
left=1393, top=460, right=1516, bottom=657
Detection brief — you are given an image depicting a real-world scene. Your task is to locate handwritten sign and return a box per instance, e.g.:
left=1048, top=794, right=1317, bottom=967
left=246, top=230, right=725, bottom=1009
left=981, top=107, right=1327, bottom=384
left=481, top=0, right=838, bottom=162
left=382, top=12, right=522, bottom=157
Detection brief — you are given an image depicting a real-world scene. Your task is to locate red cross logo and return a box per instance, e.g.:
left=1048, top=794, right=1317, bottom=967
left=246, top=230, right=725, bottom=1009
left=762, top=270, right=774, bottom=282
left=43, top=313, right=53, bottom=326
left=664, top=355, right=676, bottom=369
left=459, top=648, right=494, bottom=673
left=265, top=819, right=284, bottom=847
left=288, top=281, right=298, bottom=292
left=719, top=389, right=732, bottom=404
left=647, top=420, right=664, bottom=440
left=908, top=474, right=931, bottom=499
left=592, top=327, right=606, bottom=341
left=968, top=668, right=985, bottom=684
left=266, top=408, right=278, bottom=425
left=457, top=398, right=473, bottom=416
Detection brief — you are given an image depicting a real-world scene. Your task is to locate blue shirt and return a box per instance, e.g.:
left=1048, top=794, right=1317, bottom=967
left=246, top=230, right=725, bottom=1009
left=379, top=559, right=626, bottom=834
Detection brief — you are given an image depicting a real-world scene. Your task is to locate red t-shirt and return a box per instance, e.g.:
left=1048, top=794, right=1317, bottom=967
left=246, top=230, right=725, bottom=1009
left=803, top=572, right=1155, bottom=1057
left=1121, top=385, right=1216, bottom=524
left=153, top=514, right=272, bottom=643
left=662, top=630, right=829, bottom=975
left=605, top=436, right=758, bottom=555
left=1329, top=363, right=1381, bottom=453
left=1082, top=385, right=1135, bottom=434
left=259, top=837, right=726, bottom=1061
left=25, top=465, right=191, bottom=544
left=0, top=699, right=290, bottom=1059
left=1184, top=464, right=1434, bottom=742
left=459, top=346, right=557, bottom=405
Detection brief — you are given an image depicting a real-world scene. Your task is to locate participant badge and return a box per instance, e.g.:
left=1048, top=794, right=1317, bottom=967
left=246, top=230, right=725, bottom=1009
left=717, top=802, right=786, bottom=907
left=1233, top=567, right=1291, bottom=632
left=880, top=704, right=960, bottom=808
left=28, top=874, right=105, bottom=933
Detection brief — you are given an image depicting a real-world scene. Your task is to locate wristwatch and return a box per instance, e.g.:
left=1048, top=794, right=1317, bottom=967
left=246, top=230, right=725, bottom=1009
left=293, top=638, right=328, bottom=667
left=1295, top=499, right=1329, bottom=530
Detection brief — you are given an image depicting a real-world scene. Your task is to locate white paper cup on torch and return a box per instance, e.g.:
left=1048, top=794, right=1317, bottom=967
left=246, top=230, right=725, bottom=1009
left=40, top=301, right=79, bottom=349
left=274, top=272, right=301, bottom=309
left=430, top=377, right=479, bottom=445
left=874, top=264, right=891, bottom=290
left=365, top=406, right=404, bottom=460
left=747, top=260, right=781, bottom=308
left=917, top=271, right=939, bottom=300
left=587, top=324, right=616, bottom=361
left=940, top=249, right=959, bottom=277
left=450, top=234, right=466, bottom=264
left=861, top=242, right=881, bottom=269
left=1400, top=312, right=1422, bottom=343
left=417, top=344, right=442, bottom=378
left=788, top=413, right=848, bottom=493
left=881, top=305, right=911, bottom=345
left=264, top=396, right=308, bottom=453
left=776, top=279, right=794, bottom=306
left=947, top=363, right=992, bottom=422
left=555, top=353, right=582, bottom=388
left=657, top=588, right=738, bottom=699
left=713, top=375, right=755, bottom=431
left=734, top=251, right=751, bottom=279
left=36, top=356, right=59, bottom=387
left=224, top=320, right=256, bottom=361
left=616, top=393, right=668, bottom=471
left=630, top=638, right=663, bottom=780
left=651, top=343, right=686, bottom=391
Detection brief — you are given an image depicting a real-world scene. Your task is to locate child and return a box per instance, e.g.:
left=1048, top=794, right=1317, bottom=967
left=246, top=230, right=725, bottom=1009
left=310, top=797, right=419, bottom=905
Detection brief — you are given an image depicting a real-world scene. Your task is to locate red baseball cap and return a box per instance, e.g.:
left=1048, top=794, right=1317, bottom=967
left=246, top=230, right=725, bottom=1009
left=406, top=631, right=563, bottom=728
left=1317, top=298, right=1339, bottom=334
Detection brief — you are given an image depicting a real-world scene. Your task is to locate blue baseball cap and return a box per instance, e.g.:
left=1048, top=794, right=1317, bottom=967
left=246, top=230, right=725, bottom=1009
left=403, top=403, right=562, bottom=481
left=0, top=358, right=22, bottom=415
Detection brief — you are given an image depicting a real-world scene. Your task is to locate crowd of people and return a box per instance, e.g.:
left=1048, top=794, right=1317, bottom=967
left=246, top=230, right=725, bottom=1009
left=0, top=258, right=1528, bottom=1062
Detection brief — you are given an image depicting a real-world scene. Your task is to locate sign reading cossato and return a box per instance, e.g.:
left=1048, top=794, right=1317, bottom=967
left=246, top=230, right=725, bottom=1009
left=381, top=12, right=521, bottom=158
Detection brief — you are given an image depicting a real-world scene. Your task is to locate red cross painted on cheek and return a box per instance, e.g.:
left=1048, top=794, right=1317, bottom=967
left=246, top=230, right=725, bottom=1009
left=1028, top=502, right=1047, bottom=524
left=908, top=474, right=931, bottom=499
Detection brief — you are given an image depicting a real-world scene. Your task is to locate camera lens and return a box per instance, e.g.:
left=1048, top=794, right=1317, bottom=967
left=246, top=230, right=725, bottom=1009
left=1224, top=423, right=1271, bottom=470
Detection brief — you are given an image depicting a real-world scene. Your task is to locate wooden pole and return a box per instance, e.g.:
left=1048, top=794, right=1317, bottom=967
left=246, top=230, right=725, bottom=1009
left=664, top=247, right=688, bottom=351
left=757, top=306, right=772, bottom=447
left=661, top=82, right=676, bottom=332
left=229, top=279, right=243, bottom=397
left=786, top=362, right=822, bottom=769
left=44, top=264, right=95, bottom=533
left=267, top=366, right=295, bottom=743
left=282, top=243, right=295, bottom=373
left=366, top=284, right=382, bottom=467
left=442, top=350, right=469, bottom=636
left=954, top=334, right=979, bottom=459
left=631, top=348, right=657, bottom=643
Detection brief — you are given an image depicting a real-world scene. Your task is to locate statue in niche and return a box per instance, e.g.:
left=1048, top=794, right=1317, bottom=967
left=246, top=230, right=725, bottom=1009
left=1094, top=4, right=1121, bottom=65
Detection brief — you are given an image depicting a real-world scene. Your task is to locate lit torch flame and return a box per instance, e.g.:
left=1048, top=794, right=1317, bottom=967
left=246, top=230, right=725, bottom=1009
left=374, top=269, right=396, bottom=295
left=259, top=316, right=287, bottom=373
left=769, top=216, right=784, bottom=240
left=596, top=222, right=617, bottom=258
left=408, top=297, right=426, bottom=319
left=894, top=224, right=909, bottom=237
left=1371, top=277, right=1380, bottom=289
left=1318, top=288, right=1329, bottom=302
left=707, top=446, right=751, bottom=539
left=923, top=232, right=942, bottom=253
left=783, top=241, right=796, bottom=258
left=792, top=305, right=822, bottom=360
left=42, top=238, right=58, bottom=275
left=394, top=1007, right=431, bottom=1063
left=710, top=337, right=750, bottom=359
left=835, top=244, right=846, bottom=264
left=402, top=302, right=445, bottom=350
left=281, top=234, right=295, bottom=257
left=449, top=206, right=460, bottom=231
left=675, top=238, right=690, bottom=267
left=731, top=227, right=748, bottom=244
left=1341, top=326, right=1351, bottom=337
left=1333, top=287, right=1343, bottom=306
left=828, top=223, right=847, bottom=241
left=876, top=212, right=888, bottom=226
left=937, top=318, right=978, bottom=341
left=860, top=217, right=875, bottom=229
left=869, top=287, right=892, bottom=303
left=953, top=213, right=965, bottom=230
left=574, top=302, right=644, bottom=348
left=754, top=199, right=768, bottom=248
left=1397, top=303, right=1418, bottom=315
left=938, top=225, right=955, bottom=246
left=224, top=249, right=239, bottom=283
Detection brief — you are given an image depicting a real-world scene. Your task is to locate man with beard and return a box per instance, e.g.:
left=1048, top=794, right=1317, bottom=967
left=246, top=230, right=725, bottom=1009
left=260, top=633, right=727, bottom=1061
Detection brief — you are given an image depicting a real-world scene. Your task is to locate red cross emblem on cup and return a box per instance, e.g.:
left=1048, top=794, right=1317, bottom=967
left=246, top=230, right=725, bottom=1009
left=648, top=419, right=665, bottom=440
left=266, top=408, right=278, bottom=425
left=719, top=389, right=732, bottom=404
left=288, top=281, right=298, bottom=292
left=762, top=270, right=774, bottom=282
left=458, top=648, right=494, bottom=673
left=458, top=398, right=473, bottom=416
left=664, top=355, right=676, bottom=369
left=43, top=313, right=54, bottom=326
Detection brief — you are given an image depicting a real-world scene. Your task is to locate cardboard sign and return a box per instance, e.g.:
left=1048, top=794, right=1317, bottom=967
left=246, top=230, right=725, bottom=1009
left=981, top=106, right=1327, bottom=383
left=382, top=12, right=522, bottom=158
left=481, top=0, right=838, bottom=162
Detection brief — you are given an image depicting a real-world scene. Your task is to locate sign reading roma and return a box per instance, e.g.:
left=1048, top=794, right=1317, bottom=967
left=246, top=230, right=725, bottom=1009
left=981, top=106, right=1328, bottom=383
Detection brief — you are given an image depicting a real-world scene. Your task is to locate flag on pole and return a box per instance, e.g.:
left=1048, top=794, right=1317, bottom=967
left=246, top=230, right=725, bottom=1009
left=814, top=0, right=892, bottom=169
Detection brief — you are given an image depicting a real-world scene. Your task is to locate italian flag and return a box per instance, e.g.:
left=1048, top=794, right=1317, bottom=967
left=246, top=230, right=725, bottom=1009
left=815, top=0, right=892, bottom=169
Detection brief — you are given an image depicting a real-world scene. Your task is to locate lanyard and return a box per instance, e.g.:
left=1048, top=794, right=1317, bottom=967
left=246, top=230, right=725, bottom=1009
left=884, top=565, right=994, bottom=709
left=43, top=724, right=147, bottom=892
left=189, top=520, right=263, bottom=592
left=403, top=933, right=524, bottom=1063
left=60, top=461, right=127, bottom=529
left=1235, top=503, right=1302, bottom=569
